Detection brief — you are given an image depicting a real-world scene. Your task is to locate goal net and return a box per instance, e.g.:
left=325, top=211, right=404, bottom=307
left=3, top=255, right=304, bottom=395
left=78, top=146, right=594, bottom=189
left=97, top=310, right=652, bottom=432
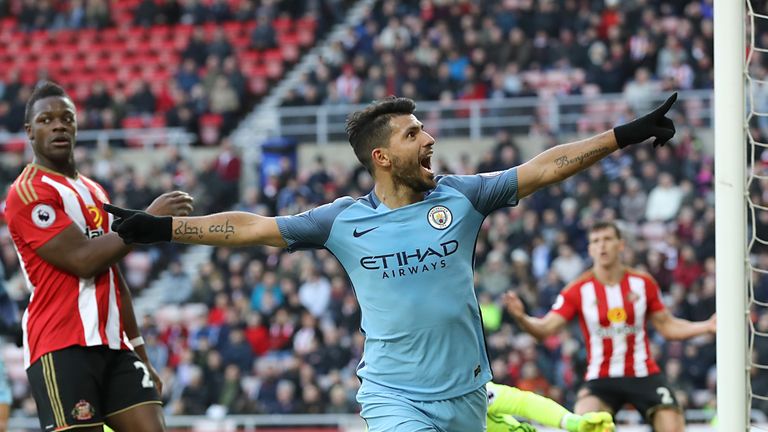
left=739, top=0, right=768, bottom=430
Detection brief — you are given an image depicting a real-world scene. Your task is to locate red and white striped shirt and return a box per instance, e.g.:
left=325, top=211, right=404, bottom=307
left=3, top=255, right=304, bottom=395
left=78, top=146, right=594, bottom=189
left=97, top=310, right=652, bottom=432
left=551, top=269, right=665, bottom=381
left=5, top=164, right=126, bottom=368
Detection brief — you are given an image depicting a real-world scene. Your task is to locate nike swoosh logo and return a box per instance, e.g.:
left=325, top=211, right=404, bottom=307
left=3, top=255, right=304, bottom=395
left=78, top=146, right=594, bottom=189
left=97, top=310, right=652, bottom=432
left=353, top=226, right=379, bottom=237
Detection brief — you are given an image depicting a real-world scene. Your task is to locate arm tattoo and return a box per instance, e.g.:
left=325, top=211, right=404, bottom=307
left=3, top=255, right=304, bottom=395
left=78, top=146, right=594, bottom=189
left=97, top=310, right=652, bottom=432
left=208, top=219, right=236, bottom=239
left=554, top=146, right=611, bottom=169
left=174, top=220, right=204, bottom=239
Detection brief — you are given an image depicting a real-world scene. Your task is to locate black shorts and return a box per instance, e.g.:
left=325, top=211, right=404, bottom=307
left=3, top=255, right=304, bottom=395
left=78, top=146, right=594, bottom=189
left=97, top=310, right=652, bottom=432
left=27, top=345, right=161, bottom=431
left=581, top=374, right=681, bottom=420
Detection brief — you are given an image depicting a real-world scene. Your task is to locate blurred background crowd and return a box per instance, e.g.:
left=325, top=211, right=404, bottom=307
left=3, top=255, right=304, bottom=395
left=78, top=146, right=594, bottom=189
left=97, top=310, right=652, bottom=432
left=1, top=0, right=762, bottom=425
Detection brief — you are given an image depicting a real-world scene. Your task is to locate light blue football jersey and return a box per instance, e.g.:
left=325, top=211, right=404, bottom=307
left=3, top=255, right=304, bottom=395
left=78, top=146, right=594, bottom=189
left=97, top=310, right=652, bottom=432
left=276, top=168, right=519, bottom=401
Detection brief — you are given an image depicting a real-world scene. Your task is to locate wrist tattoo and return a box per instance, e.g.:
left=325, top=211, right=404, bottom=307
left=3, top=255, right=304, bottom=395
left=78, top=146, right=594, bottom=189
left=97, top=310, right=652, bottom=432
left=554, top=146, right=611, bottom=168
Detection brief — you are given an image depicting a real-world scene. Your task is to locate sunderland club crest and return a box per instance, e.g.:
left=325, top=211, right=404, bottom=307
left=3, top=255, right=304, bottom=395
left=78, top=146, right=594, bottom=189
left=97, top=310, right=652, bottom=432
left=71, top=400, right=95, bottom=421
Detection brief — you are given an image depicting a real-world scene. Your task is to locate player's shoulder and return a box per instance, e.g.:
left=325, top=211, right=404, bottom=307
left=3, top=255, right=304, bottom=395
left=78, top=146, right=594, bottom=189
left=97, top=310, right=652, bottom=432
left=6, top=165, right=53, bottom=209
left=428, top=174, right=481, bottom=199
left=562, top=269, right=596, bottom=292
left=299, top=196, right=358, bottom=220
left=325, top=195, right=359, bottom=212
left=624, top=267, right=660, bottom=286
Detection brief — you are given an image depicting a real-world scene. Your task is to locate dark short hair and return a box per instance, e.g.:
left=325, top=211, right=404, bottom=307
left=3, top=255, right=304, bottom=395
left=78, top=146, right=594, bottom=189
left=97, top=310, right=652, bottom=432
left=345, top=96, right=416, bottom=173
left=25, top=81, right=71, bottom=124
left=589, top=221, right=622, bottom=239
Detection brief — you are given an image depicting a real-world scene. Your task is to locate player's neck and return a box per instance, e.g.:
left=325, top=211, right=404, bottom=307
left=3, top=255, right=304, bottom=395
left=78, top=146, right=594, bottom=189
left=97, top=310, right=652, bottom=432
left=32, top=158, right=77, bottom=179
left=593, top=263, right=625, bottom=286
left=374, top=181, right=423, bottom=209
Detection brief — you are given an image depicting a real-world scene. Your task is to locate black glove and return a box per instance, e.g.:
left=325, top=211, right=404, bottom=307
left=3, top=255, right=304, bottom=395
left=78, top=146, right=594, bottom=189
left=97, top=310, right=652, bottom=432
left=613, top=92, right=677, bottom=148
left=103, top=203, right=172, bottom=244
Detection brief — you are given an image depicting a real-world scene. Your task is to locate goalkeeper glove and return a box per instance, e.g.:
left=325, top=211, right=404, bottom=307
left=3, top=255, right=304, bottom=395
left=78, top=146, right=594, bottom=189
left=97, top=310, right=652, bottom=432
left=613, top=92, right=677, bottom=148
left=487, top=414, right=538, bottom=432
left=513, top=422, right=537, bottom=432
left=563, top=412, right=615, bottom=432
left=103, top=204, right=172, bottom=244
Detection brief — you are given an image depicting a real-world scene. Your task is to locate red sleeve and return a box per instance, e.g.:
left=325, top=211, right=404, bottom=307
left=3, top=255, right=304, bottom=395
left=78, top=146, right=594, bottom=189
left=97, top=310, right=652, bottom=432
left=551, top=284, right=580, bottom=321
left=645, top=275, right=665, bottom=313
left=6, top=189, right=74, bottom=250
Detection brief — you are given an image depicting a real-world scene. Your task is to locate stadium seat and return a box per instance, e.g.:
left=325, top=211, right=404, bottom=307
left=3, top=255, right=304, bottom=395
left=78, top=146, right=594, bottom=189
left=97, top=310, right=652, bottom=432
left=273, top=16, right=292, bottom=34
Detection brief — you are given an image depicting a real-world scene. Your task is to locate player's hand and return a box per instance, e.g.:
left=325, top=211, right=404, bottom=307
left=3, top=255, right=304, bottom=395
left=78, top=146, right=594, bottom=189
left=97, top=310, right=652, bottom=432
left=706, top=313, right=717, bottom=334
left=565, top=412, right=615, bottom=432
left=146, top=191, right=194, bottom=217
left=147, top=362, right=164, bottom=396
left=503, top=291, right=526, bottom=319
left=512, top=423, right=537, bottom=432
left=103, top=204, right=172, bottom=244
left=613, top=92, right=677, bottom=148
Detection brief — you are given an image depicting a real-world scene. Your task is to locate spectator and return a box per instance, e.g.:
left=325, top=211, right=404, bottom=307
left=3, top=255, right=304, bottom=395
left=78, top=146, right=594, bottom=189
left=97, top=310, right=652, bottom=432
left=208, top=28, right=234, bottom=61
left=209, top=76, right=240, bottom=117
left=218, top=364, right=248, bottom=413
left=251, top=14, right=277, bottom=50
left=127, top=81, right=157, bottom=115
left=180, top=0, right=209, bottom=25
left=265, top=380, right=299, bottom=414
left=645, top=172, right=684, bottom=221
left=85, top=0, right=110, bottom=28
left=550, top=244, right=584, bottom=283
left=219, top=327, right=254, bottom=372
left=134, top=0, right=158, bottom=27
left=183, top=28, right=210, bottom=67
left=298, top=264, right=331, bottom=318
left=178, top=366, right=209, bottom=415
left=161, top=261, right=194, bottom=304
left=624, top=68, right=661, bottom=114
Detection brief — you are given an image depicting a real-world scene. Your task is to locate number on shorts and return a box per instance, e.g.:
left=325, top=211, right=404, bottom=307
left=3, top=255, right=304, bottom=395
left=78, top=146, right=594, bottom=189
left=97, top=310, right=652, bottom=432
left=656, top=386, right=674, bottom=405
left=133, top=361, right=154, bottom=388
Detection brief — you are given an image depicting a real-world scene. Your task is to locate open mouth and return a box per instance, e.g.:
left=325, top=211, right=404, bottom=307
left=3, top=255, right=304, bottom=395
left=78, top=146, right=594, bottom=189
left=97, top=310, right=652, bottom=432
left=51, top=136, right=71, bottom=146
left=420, top=154, right=433, bottom=174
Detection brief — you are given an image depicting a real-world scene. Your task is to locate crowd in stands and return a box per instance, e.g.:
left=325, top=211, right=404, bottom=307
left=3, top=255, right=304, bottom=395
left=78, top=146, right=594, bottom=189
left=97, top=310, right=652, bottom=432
left=0, top=111, right=736, bottom=420
left=283, top=0, right=714, bottom=110
left=0, top=0, right=349, bottom=146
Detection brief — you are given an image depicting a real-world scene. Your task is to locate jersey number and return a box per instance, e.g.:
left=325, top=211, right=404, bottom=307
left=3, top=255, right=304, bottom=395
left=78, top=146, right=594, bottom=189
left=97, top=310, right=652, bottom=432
left=133, top=361, right=155, bottom=388
left=656, top=387, right=674, bottom=405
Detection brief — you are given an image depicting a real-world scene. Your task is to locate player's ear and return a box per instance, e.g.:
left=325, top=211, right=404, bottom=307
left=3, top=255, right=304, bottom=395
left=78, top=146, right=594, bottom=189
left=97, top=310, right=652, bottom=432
left=24, top=123, right=32, bottom=141
left=371, top=147, right=390, bottom=169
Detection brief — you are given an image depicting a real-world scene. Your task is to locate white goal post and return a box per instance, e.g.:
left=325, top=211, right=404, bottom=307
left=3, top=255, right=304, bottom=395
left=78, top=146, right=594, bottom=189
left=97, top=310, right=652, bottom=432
left=714, top=0, right=748, bottom=430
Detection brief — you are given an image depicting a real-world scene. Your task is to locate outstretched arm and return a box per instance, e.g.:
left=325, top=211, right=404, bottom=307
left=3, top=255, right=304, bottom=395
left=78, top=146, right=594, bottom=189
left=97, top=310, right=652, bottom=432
left=517, top=131, right=616, bottom=199
left=171, top=212, right=286, bottom=247
left=650, top=310, right=716, bottom=341
left=504, top=291, right=568, bottom=340
left=517, top=93, right=677, bottom=199
left=104, top=204, right=287, bottom=248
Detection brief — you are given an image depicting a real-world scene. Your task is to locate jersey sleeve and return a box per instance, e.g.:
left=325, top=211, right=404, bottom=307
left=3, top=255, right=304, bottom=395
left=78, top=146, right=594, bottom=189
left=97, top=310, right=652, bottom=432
left=275, top=197, right=354, bottom=251
left=438, top=168, right=519, bottom=215
left=551, top=284, right=580, bottom=321
left=645, top=275, right=666, bottom=314
left=6, top=188, right=73, bottom=250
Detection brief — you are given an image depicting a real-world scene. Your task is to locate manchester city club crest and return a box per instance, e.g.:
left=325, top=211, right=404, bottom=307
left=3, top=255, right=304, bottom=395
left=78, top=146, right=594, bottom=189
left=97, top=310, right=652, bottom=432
left=427, top=205, right=452, bottom=230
